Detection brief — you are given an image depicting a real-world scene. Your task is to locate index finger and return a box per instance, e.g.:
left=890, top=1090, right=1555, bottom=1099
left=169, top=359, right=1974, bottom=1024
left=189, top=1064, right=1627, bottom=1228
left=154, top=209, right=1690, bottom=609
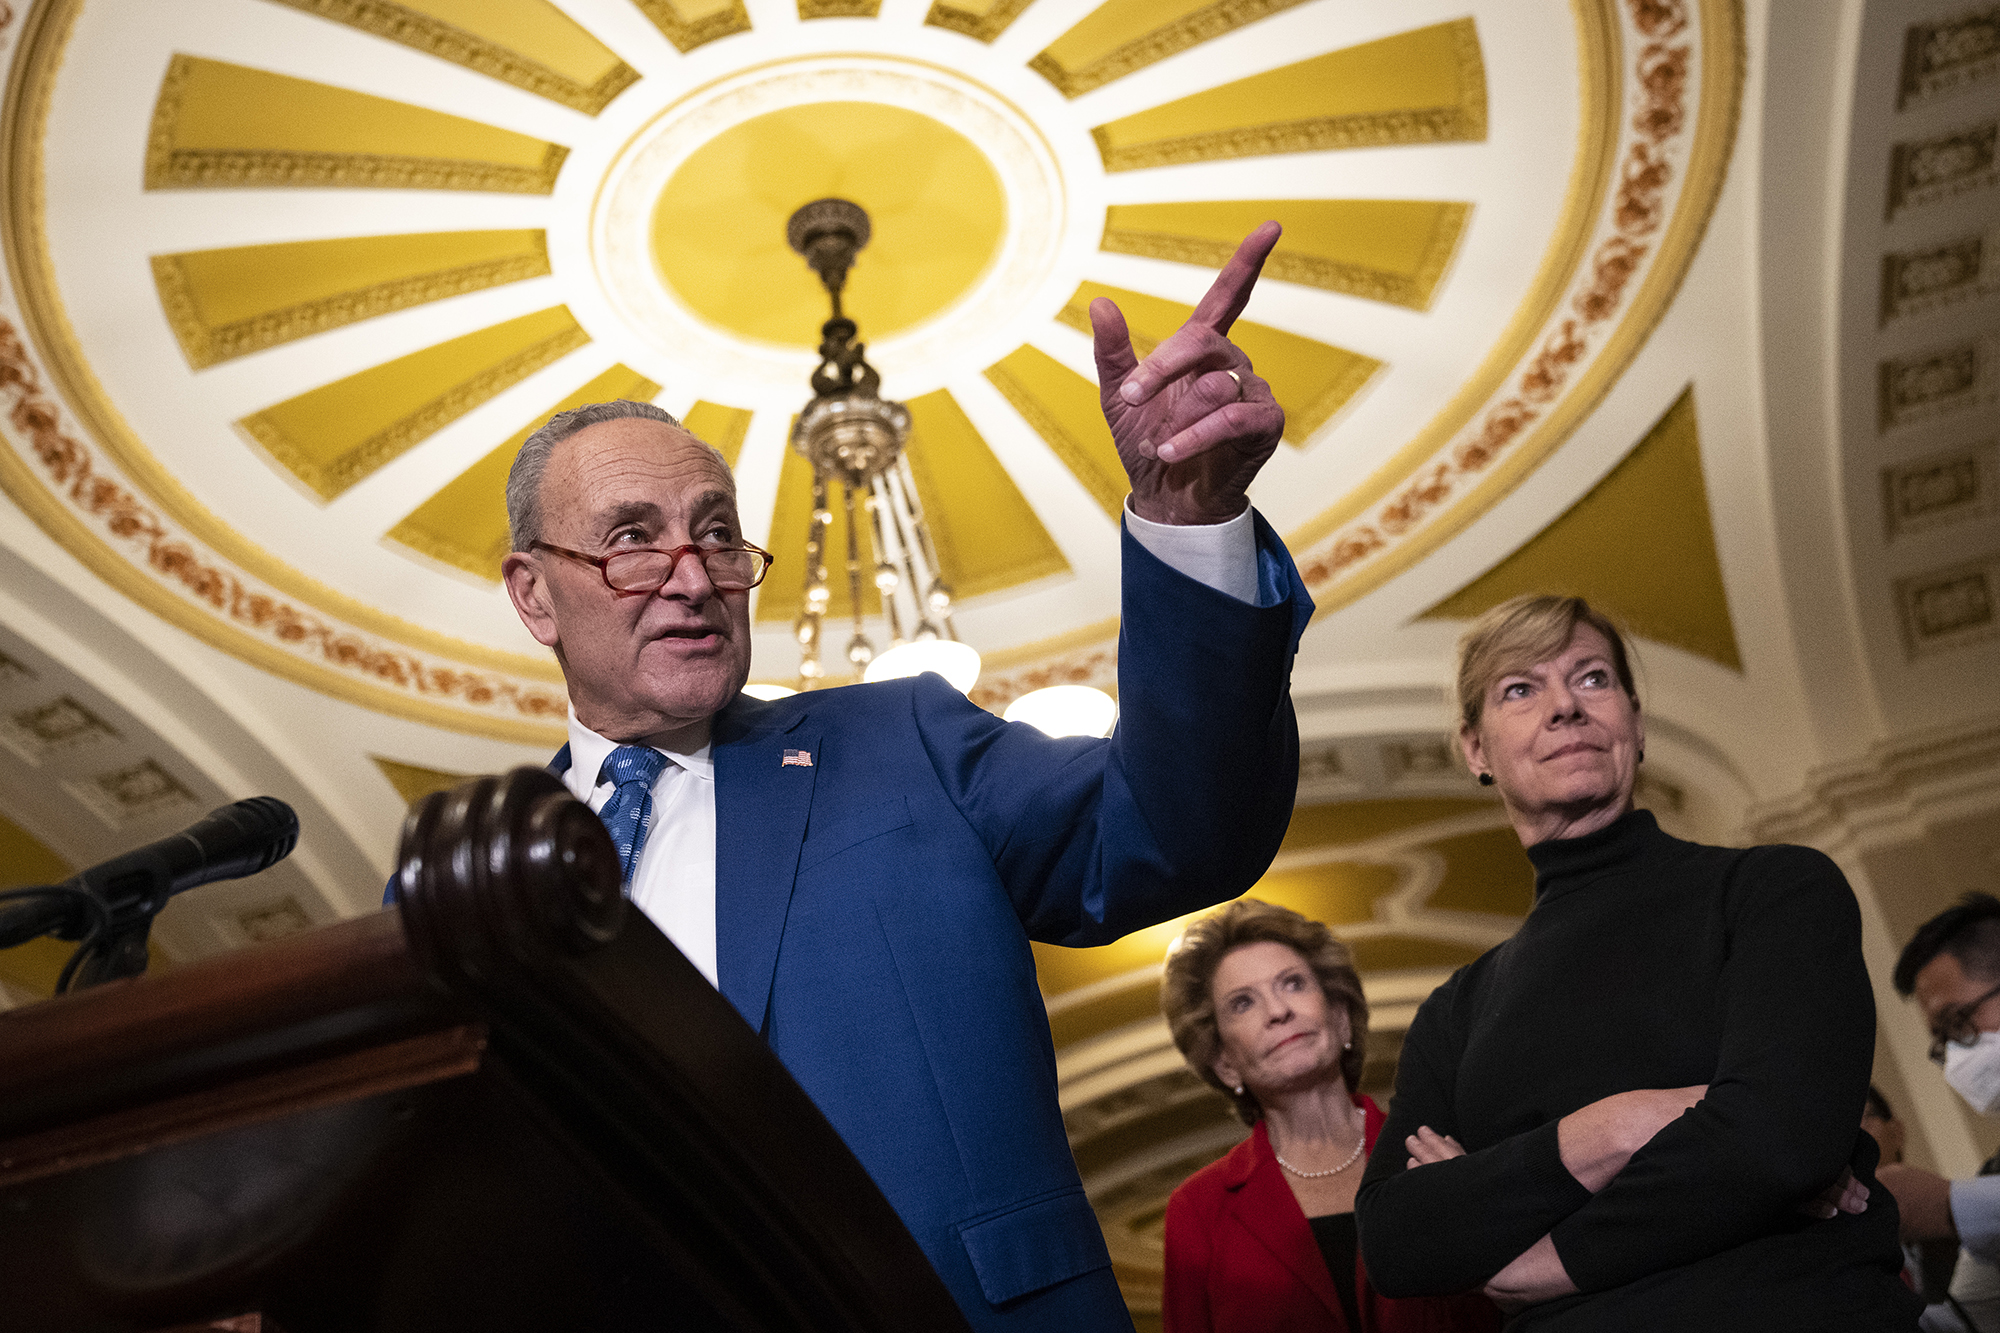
left=1189, top=220, right=1282, bottom=335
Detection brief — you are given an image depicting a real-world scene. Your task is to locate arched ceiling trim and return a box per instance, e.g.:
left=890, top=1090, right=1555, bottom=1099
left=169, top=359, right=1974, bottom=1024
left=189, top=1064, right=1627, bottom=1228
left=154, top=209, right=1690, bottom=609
left=261, top=0, right=641, bottom=113
left=1290, top=0, right=1744, bottom=614
left=1421, top=383, right=1744, bottom=671
left=0, top=416, right=571, bottom=740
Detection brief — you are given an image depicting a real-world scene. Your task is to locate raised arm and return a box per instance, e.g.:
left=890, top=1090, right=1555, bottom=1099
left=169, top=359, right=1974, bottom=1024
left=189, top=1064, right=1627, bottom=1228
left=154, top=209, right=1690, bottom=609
left=1092, top=222, right=1286, bottom=526
left=902, top=223, right=1310, bottom=945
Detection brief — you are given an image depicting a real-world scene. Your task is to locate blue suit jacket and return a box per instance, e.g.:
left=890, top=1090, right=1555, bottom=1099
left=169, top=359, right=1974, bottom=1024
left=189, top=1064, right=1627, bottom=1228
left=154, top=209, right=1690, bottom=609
left=411, top=520, right=1311, bottom=1329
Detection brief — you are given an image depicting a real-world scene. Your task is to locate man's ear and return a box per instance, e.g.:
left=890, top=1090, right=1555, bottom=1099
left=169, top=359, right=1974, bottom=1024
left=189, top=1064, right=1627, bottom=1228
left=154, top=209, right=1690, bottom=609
left=502, top=551, right=561, bottom=650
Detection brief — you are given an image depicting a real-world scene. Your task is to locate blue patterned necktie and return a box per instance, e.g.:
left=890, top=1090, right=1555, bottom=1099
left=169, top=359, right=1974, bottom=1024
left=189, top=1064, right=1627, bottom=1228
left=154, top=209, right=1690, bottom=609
left=596, top=745, right=670, bottom=890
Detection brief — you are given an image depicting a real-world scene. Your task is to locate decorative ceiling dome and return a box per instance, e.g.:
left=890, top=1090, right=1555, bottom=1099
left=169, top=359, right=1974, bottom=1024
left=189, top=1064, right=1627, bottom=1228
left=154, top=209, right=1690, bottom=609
left=1, top=0, right=1736, bottom=739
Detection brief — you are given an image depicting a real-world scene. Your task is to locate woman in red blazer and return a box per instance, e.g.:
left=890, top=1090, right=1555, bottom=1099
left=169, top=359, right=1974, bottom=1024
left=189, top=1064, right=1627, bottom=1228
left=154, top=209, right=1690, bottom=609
left=1160, top=900, right=1498, bottom=1333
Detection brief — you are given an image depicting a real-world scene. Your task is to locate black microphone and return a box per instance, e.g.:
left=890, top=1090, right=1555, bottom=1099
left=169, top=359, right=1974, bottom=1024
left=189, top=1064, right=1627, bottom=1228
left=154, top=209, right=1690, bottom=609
left=0, top=798, right=300, bottom=985
left=67, top=796, right=300, bottom=917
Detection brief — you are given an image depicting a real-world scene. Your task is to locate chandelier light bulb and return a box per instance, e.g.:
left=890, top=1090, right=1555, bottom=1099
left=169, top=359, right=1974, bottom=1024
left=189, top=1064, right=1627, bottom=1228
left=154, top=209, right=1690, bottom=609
left=742, top=682, right=799, bottom=700
left=864, top=639, right=981, bottom=694
left=1003, top=686, right=1118, bottom=739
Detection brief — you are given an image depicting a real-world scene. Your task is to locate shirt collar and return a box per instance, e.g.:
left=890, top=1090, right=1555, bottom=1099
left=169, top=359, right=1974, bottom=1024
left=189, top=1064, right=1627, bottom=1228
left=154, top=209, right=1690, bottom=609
left=566, top=713, right=714, bottom=787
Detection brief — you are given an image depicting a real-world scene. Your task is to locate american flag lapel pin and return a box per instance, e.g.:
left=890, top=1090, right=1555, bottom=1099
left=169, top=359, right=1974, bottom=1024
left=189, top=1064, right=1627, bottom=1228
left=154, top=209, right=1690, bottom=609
left=781, top=748, right=813, bottom=768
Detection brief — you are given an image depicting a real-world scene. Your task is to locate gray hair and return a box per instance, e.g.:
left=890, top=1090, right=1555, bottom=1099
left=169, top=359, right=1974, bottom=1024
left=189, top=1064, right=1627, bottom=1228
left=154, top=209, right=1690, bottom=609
left=507, top=398, right=724, bottom=552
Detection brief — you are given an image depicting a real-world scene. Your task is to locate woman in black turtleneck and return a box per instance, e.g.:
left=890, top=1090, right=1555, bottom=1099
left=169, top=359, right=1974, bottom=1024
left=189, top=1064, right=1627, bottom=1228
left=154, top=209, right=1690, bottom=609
left=1353, top=595, right=1920, bottom=1331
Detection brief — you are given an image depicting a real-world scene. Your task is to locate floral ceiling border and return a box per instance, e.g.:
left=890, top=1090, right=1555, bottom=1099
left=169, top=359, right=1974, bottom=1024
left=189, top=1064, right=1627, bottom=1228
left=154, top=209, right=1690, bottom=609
left=0, top=296, right=570, bottom=742
left=0, top=0, right=569, bottom=743
left=0, top=0, right=1741, bottom=735
left=1293, top=0, right=1744, bottom=612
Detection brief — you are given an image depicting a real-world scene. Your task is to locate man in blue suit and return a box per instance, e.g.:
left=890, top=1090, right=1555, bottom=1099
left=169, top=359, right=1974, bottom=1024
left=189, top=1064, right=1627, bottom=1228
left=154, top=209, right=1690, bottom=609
left=493, top=224, right=1310, bottom=1329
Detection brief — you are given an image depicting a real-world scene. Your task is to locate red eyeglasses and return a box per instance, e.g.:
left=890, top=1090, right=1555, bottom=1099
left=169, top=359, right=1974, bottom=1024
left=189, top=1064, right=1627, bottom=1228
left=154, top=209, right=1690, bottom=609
left=531, top=541, right=774, bottom=593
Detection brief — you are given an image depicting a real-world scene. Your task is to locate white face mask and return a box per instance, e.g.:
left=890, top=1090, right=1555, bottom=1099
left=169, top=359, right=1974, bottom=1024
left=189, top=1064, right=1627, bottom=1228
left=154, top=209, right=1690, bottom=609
left=1945, top=1031, right=2000, bottom=1116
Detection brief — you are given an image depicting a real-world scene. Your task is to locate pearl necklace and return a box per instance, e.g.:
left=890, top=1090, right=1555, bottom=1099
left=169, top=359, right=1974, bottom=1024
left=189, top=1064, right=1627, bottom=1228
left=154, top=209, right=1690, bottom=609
left=1273, top=1131, right=1366, bottom=1179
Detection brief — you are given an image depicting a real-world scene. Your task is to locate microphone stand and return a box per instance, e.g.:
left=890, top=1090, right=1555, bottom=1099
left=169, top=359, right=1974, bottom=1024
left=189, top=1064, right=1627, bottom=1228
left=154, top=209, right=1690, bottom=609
left=0, top=796, right=299, bottom=994
left=0, top=884, right=111, bottom=993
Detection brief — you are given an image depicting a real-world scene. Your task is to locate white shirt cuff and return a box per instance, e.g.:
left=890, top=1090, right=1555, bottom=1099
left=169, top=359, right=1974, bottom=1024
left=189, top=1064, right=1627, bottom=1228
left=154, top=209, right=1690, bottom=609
left=1122, top=500, right=1259, bottom=604
left=1952, top=1177, right=2000, bottom=1260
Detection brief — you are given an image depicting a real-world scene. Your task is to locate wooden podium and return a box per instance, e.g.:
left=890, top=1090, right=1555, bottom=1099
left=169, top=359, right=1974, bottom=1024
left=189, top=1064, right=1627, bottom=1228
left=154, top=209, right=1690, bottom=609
left=0, top=769, right=970, bottom=1333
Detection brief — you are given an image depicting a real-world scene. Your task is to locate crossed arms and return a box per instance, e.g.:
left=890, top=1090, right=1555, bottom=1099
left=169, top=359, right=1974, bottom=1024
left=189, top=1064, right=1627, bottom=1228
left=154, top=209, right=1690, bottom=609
left=1353, top=848, right=1878, bottom=1307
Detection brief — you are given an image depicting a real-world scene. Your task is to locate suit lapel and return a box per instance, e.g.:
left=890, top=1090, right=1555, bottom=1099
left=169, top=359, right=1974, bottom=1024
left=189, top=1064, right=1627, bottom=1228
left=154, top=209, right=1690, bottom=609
left=712, top=699, right=820, bottom=1036
left=1227, top=1124, right=1343, bottom=1321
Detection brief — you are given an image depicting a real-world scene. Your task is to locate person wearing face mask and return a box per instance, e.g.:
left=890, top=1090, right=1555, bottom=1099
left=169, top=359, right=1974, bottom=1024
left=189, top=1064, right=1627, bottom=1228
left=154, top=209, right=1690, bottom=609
left=1886, top=893, right=2000, bottom=1332
left=1351, top=594, right=1918, bottom=1330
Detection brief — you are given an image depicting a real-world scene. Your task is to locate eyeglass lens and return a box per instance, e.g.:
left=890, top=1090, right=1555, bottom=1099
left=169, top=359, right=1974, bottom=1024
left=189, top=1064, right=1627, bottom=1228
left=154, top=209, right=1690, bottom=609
left=604, top=548, right=766, bottom=592
left=1930, top=981, right=2000, bottom=1061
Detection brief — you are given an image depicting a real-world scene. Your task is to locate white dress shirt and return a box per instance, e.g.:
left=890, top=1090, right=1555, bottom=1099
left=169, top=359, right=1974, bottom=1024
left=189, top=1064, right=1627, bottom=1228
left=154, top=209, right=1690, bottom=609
left=562, top=505, right=1259, bottom=990
left=560, top=721, right=719, bottom=985
left=1955, top=1176, right=2000, bottom=1263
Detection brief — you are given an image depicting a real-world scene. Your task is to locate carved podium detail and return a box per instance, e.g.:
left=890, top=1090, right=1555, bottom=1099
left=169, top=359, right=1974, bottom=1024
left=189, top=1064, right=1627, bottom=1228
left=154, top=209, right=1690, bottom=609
left=395, top=766, right=626, bottom=987
left=0, top=767, right=968, bottom=1333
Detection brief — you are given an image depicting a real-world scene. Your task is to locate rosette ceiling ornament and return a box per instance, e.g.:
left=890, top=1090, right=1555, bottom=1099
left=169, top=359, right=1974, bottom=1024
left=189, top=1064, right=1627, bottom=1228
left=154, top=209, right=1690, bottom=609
left=0, top=0, right=1741, bottom=742
left=784, top=198, right=976, bottom=695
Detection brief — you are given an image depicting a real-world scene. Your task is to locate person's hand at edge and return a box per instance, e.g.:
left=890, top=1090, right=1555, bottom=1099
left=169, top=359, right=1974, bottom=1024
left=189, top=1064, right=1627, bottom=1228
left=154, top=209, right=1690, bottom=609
left=1876, top=1163, right=1955, bottom=1241
left=1092, top=221, right=1287, bottom=526
left=1797, top=1166, right=1869, bottom=1221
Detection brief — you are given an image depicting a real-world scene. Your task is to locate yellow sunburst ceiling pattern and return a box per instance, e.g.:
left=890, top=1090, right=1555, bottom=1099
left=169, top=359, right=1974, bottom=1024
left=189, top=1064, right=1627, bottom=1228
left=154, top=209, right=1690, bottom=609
left=153, top=229, right=553, bottom=369
left=130, top=4, right=1481, bottom=627
left=148, top=55, right=572, bottom=193
left=3, top=0, right=1739, bottom=742
left=652, top=101, right=1008, bottom=346
left=261, top=0, right=642, bottom=109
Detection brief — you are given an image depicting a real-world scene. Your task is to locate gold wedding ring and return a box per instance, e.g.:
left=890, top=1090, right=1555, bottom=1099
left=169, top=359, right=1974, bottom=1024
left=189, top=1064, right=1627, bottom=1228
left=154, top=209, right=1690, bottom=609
left=1225, top=369, right=1243, bottom=399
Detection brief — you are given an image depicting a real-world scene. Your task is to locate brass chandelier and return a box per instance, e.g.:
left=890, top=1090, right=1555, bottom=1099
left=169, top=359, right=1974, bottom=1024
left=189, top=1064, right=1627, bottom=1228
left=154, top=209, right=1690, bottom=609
left=785, top=198, right=978, bottom=693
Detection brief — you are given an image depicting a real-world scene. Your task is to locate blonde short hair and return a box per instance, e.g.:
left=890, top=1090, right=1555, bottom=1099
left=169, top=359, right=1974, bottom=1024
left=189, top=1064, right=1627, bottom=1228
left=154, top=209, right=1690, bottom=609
left=1454, top=594, right=1638, bottom=732
left=1160, top=899, right=1368, bottom=1125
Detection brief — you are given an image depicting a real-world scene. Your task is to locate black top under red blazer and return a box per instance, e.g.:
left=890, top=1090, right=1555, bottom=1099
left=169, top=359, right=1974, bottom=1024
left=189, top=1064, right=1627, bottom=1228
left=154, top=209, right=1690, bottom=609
left=1163, top=1096, right=1499, bottom=1333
